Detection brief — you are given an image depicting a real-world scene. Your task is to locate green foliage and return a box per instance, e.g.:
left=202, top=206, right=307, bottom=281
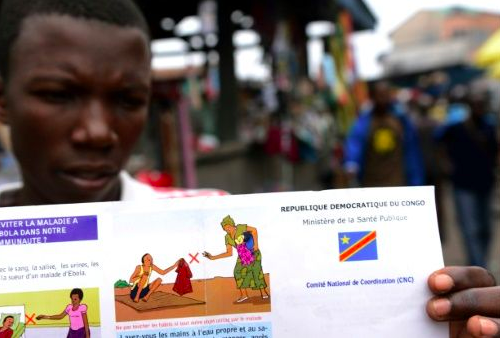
left=114, top=279, right=131, bottom=288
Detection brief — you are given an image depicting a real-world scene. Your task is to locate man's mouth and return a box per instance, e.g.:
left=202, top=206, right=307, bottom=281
left=59, top=168, right=118, bottom=190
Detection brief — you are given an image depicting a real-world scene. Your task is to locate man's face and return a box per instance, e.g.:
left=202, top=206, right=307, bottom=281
left=469, top=93, right=487, bottom=118
left=2, top=15, right=151, bottom=204
left=372, top=83, right=392, bottom=110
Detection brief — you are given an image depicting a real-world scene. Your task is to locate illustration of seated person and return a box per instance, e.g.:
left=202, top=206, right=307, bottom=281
left=36, top=288, right=90, bottom=338
left=0, top=316, right=14, bottom=338
left=129, top=253, right=179, bottom=303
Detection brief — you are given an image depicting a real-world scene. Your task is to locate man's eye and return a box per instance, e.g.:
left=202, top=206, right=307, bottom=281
left=114, top=93, right=148, bottom=110
left=35, top=90, right=75, bottom=103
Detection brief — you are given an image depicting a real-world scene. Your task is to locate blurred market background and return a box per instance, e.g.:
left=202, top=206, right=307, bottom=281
left=0, top=0, right=498, bottom=276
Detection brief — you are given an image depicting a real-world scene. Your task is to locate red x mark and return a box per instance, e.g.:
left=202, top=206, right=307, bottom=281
left=189, top=253, right=199, bottom=264
left=25, top=313, right=36, bottom=325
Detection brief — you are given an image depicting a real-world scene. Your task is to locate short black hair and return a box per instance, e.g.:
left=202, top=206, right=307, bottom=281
left=70, top=288, right=84, bottom=300
left=2, top=315, right=14, bottom=324
left=0, top=0, right=150, bottom=80
left=141, top=253, right=150, bottom=263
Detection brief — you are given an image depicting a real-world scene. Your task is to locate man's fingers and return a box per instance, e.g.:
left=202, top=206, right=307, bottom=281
left=427, top=286, right=500, bottom=320
left=427, top=297, right=452, bottom=320
left=466, top=316, right=500, bottom=337
left=428, top=266, right=496, bottom=294
left=450, top=286, right=500, bottom=319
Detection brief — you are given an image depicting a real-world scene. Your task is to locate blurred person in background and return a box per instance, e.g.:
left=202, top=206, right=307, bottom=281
left=409, top=91, right=447, bottom=241
left=343, top=81, right=424, bottom=187
left=437, top=85, right=498, bottom=268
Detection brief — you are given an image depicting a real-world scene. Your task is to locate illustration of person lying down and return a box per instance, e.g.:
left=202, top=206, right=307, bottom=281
left=129, top=253, right=180, bottom=303
left=0, top=316, right=14, bottom=338
left=36, top=288, right=90, bottom=338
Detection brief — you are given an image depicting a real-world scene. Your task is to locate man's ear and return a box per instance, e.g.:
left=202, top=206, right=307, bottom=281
left=0, top=77, right=12, bottom=152
left=0, top=76, right=8, bottom=125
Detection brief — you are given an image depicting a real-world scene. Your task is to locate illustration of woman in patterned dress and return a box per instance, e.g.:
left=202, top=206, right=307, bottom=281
left=203, top=215, right=269, bottom=303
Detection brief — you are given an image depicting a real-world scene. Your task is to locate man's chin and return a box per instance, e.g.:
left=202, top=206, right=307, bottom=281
left=48, top=178, right=121, bottom=204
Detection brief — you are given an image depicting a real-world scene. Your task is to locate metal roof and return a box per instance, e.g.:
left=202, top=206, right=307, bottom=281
left=134, top=0, right=377, bottom=40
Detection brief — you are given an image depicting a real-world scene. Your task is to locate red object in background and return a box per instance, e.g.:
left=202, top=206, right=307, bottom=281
left=135, top=170, right=174, bottom=188
left=333, top=143, right=344, bottom=162
left=134, top=171, right=228, bottom=198
left=173, top=258, right=193, bottom=296
left=264, top=124, right=281, bottom=155
left=264, top=124, right=299, bottom=163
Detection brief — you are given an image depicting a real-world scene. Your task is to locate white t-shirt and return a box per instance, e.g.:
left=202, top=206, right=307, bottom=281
left=120, top=171, right=160, bottom=200
left=0, top=171, right=226, bottom=202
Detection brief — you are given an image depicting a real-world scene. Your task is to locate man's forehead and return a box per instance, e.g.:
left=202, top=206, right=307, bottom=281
left=11, top=13, right=149, bottom=56
left=11, top=14, right=150, bottom=66
left=18, top=13, right=147, bottom=41
left=5, top=14, right=151, bottom=88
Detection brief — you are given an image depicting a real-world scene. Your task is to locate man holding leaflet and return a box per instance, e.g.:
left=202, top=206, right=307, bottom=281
left=0, top=0, right=497, bottom=336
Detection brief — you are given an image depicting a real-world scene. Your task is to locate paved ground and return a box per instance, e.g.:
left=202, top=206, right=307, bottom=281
left=441, top=181, right=500, bottom=281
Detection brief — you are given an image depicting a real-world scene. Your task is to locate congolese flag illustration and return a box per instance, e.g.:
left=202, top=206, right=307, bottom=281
left=338, top=231, right=378, bottom=262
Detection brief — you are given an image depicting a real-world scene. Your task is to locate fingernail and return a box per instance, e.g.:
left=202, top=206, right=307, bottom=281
left=434, top=274, right=454, bottom=292
left=432, top=298, right=451, bottom=317
left=479, top=318, right=499, bottom=336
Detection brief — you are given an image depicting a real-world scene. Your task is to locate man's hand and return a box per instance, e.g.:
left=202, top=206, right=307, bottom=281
left=427, top=266, right=500, bottom=337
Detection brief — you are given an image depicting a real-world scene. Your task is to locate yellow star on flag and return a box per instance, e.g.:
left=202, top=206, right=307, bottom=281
left=340, top=235, right=350, bottom=244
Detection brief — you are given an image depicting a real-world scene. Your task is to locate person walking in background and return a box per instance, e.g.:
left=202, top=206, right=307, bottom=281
left=410, top=92, right=447, bottom=241
left=344, top=81, right=424, bottom=187
left=437, top=85, right=498, bottom=268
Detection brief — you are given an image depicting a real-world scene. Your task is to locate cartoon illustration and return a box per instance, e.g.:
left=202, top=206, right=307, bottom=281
left=0, top=316, right=14, bottom=338
left=172, top=258, right=193, bottom=296
left=113, top=215, right=270, bottom=322
left=0, top=306, right=25, bottom=338
left=36, top=288, right=90, bottom=338
left=129, top=254, right=180, bottom=303
left=114, top=254, right=204, bottom=316
left=203, top=215, right=270, bottom=302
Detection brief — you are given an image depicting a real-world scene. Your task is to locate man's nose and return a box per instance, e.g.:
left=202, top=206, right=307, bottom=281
left=71, top=100, right=118, bottom=148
